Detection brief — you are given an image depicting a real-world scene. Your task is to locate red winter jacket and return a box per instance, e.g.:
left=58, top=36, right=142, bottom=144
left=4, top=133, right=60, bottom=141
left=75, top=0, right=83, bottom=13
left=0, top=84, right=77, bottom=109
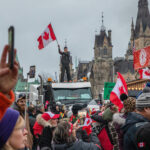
left=0, top=91, right=15, bottom=120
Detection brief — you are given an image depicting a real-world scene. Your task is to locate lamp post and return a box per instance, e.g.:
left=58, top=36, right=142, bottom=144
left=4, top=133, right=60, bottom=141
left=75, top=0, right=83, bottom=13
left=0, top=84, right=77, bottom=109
left=25, top=72, right=29, bottom=124
left=38, top=74, right=43, bottom=104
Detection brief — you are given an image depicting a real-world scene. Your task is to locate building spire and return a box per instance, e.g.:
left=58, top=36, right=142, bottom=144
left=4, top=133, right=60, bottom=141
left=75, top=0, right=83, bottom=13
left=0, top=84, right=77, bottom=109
left=64, top=39, right=67, bottom=47
left=95, top=29, right=97, bottom=35
left=101, top=12, right=106, bottom=31
left=131, top=17, right=134, bottom=29
left=135, top=0, right=150, bottom=37
left=131, top=17, right=135, bottom=40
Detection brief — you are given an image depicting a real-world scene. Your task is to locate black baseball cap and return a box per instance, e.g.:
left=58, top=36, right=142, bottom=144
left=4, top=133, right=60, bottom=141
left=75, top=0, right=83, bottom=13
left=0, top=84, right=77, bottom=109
left=17, top=94, right=26, bottom=102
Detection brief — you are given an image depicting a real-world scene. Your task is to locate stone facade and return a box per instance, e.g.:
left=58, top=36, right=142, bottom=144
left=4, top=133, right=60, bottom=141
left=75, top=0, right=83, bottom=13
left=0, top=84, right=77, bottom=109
left=90, top=26, right=113, bottom=98
left=91, top=58, right=113, bottom=98
left=77, top=61, right=93, bottom=80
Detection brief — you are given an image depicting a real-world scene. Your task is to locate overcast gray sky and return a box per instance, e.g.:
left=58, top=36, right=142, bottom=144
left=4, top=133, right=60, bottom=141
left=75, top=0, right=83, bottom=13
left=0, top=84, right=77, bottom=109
left=0, top=0, right=148, bottom=80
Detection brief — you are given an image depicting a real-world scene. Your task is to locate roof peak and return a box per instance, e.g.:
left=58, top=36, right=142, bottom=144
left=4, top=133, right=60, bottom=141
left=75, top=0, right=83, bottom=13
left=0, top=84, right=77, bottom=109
left=138, top=0, right=148, bottom=8
left=135, top=0, right=150, bottom=37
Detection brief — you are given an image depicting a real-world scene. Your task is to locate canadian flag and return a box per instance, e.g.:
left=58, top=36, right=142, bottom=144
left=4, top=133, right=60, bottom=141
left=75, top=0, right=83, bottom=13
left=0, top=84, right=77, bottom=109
left=138, top=68, right=150, bottom=79
left=37, top=23, right=56, bottom=50
left=138, top=142, right=146, bottom=148
left=82, top=113, right=92, bottom=135
left=134, top=45, right=150, bottom=70
left=110, top=72, right=128, bottom=111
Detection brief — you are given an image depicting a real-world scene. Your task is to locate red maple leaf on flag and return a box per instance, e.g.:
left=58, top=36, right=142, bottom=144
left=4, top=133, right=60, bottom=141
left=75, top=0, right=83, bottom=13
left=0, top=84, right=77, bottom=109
left=37, top=24, right=56, bottom=50
left=43, top=32, right=49, bottom=40
left=87, top=119, right=90, bottom=125
left=119, top=86, right=125, bottom=94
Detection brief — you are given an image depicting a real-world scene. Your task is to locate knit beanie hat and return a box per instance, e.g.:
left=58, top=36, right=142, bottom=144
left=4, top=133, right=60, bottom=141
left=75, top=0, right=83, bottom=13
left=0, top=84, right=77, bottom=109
left=123, top=97, right=136, bottom=113
left=136, top=87, right=150, bottom=108
left=102, top=108, right=113, bottom=121
left=0, top=108, right=19, bottom=148
left=120, top=93, right=128, bottom=102
left=72, top=104, right=86, bottom=115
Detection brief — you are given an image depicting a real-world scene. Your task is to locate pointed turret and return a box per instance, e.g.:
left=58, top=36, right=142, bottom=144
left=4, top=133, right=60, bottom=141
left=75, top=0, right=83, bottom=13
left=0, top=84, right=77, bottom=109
left=95, top=13, right=112, bottom=47
left=131, top=18, right=135, bottom=40
left=100, top=12, right=106, bottom=32
left=64, top=39, right=67, bottom=48
left=94, top=13, right=112, bottom=60
left=135, top=0, right=150, bottom=38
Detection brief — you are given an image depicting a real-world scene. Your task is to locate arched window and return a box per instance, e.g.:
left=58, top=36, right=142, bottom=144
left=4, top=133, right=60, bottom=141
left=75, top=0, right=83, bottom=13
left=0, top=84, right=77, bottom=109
left=103, top=47, right=107, bottom=55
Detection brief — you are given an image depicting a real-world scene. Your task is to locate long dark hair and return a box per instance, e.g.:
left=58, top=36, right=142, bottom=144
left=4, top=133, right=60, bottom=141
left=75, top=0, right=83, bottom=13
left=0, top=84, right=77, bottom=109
left=53, top=121, right=76, bottom=145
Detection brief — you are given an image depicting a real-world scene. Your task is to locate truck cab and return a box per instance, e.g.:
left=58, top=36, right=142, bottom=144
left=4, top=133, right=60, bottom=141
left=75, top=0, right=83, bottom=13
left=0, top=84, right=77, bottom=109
left=52, top=82, right=93, bottom=107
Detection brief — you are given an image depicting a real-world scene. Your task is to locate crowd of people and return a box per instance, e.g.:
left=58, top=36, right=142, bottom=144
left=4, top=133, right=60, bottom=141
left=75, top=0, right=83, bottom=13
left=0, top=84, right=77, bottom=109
left=0, top=44, right=150, bottom=150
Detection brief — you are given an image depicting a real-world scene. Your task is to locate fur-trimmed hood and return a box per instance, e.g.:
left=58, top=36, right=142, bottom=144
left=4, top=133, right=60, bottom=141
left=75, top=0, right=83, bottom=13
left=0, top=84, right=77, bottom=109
left=112, top=113, right=126, bottom=126
left=36, top=114, right=52, bottom=127
left=33, top=114, right=52, bottom=137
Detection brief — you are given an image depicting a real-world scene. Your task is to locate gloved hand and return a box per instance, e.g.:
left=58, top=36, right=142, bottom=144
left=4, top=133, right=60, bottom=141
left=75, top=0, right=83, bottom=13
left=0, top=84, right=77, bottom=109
left=39, top=126, right=53, bottom=148
left=58, top=45, right=60, bottom=50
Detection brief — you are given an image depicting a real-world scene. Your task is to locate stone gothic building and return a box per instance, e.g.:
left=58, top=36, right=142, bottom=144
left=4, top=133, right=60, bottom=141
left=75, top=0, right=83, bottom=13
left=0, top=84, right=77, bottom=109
left=90, top=24, right=113, bottom=98
left=76, top=0, right=150, bottom=98
left=114, top=0, right=150, bottom=82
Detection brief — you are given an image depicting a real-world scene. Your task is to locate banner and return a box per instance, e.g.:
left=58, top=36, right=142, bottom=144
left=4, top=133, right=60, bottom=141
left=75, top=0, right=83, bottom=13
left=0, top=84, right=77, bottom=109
left=29, top=66, right=36, bottom=78
left=104, top=82, right=115, bottom=100
left=134, top=46, right=150, bottom=70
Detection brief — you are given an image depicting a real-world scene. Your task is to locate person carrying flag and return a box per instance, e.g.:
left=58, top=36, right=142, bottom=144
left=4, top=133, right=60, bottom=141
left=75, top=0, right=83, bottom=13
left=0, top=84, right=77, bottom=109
left=58, top=45, right=71, bottom=82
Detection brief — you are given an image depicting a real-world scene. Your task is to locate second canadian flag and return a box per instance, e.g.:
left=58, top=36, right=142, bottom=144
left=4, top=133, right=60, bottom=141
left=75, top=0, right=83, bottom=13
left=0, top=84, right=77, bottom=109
left=37, top=23, right=56, bottom=50
left=110, top=72, right=128, bottom=111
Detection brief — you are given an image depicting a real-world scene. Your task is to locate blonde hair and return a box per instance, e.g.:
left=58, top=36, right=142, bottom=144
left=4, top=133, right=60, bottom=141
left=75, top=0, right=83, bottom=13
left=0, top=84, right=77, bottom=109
left=2, top=116, right=24, bottom=150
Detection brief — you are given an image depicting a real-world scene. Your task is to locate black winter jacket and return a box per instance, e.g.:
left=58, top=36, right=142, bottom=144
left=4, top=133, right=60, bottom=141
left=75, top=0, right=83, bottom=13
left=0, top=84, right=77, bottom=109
left=122, top=112, right=149, bottom=150
left=52, top=140, right=100, bottom=150
left=59, top=50, right=70, bottom=65
left=53, top=132, right=101, bottom=150
left=40, top=132, right=101, bottom=150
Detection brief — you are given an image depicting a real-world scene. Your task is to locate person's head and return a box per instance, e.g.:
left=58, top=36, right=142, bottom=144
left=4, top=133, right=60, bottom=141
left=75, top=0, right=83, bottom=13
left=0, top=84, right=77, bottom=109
left=120, top=93, right=128, bottom=102
left=28, top=105, right=36, bottom=115
left=37, top=104, right=45, bottom=113
left=53, top=121, right=76, bottom=144
left=64, top=46, right=68, bottom=52
left=136, top=87, right=150, bottom=120
left=102, top=103, right=118, bottom=121
left=123, top=97, right=136, bottom=113
left=0, top=108, right=28, bottom=150
left=17, top=94, right=26, bottom=111
left=49, top=118, right=58, bottom=127
left=56, top=105, right=59, bottom=111
left=42, top=112, right=60, bottom=127
left=72, top=104, right=84, bottom=116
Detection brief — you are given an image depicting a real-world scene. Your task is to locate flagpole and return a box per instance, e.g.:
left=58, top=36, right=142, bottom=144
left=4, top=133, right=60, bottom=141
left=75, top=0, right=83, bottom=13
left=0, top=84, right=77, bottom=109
left=50, top=23, right=59, bottom=46
left=56, top=38, right=59, bottom=46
